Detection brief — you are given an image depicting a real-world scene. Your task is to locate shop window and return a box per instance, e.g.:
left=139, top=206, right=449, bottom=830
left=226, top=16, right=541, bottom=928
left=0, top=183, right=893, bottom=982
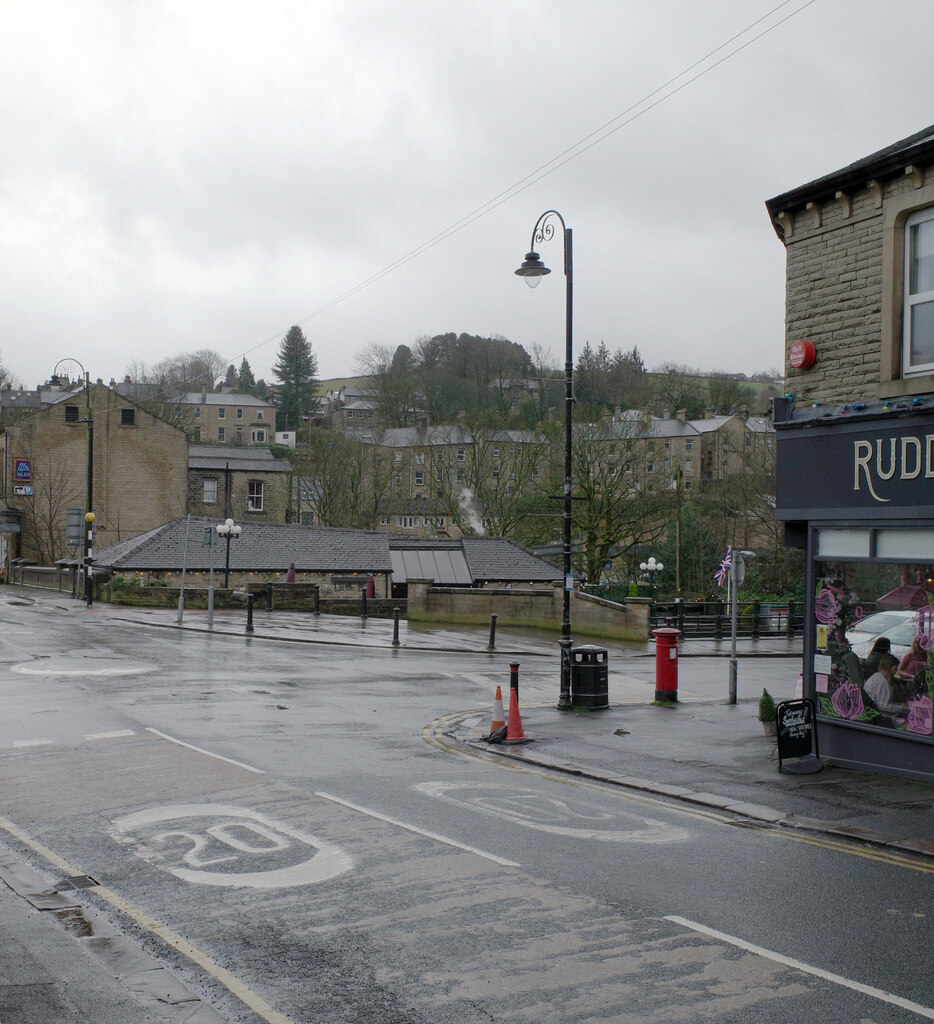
left=813, top=534, right=933, bottom=736
left=904, top=207, right=934, bottom=376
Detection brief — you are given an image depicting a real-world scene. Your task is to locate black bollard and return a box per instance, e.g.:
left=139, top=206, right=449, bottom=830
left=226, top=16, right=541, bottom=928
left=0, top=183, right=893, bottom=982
left=314, top=584, right=320, bottom=616
left=246, top=592, right=255, bottom=633
left=266, top=585, right=273, bottom=612
left=509, top=661, right=519, bottom=699
left=361, top=587, right=367, bottom=620
left=392, top=606, right=401, bottom=647
left=486, top=612, right=497, bottom=651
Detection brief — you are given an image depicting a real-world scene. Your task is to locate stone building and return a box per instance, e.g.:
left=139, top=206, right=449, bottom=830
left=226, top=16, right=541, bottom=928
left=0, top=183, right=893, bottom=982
left=766, top=123, right=934, bottom=779
left=181, top=391, right=277, bottom=445
left=187, top=445, right=292, bottom=524
left=0, top=382, right=187, bottom=566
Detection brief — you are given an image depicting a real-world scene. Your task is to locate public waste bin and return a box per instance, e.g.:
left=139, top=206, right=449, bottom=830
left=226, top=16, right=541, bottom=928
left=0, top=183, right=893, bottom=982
left=570, top=645, right=609, bottom=710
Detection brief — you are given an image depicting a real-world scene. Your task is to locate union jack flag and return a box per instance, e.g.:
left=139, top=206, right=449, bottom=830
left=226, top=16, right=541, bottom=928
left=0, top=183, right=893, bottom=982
left=714, top=546, right=732, bottom=586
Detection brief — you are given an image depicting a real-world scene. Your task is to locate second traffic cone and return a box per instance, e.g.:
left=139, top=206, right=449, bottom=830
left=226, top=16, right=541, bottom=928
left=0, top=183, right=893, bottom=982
left=489, top=686, right=506, bottom=732
left=504, top=685, right=529, bottom=744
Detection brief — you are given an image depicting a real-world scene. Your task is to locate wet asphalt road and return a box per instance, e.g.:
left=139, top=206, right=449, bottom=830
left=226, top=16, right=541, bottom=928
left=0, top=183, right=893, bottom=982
left=0, top=592, right=931, bottom=1023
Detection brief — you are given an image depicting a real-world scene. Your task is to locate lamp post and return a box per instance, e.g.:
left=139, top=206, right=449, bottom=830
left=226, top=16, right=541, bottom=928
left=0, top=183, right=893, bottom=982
left=516, top=210, right=574, bottom=710
left=639, top=556, right=664, bottom=599
left=54, top=359, right=92, bottom=605
left=215, top=518, right=241, bottom=589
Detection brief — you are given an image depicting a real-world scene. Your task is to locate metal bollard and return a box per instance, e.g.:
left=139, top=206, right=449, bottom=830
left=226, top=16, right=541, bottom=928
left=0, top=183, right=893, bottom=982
left=392, top=606, right=401, bottom=647
left=361, top=587, right=367, bottom=620
left=314, top=584, right=320, bottom=616
left=509, top=661, right=519, bottom=699
left=266, top=585, right=273, bottom=612
left=486, top=612, right=497, bottom=651
left=246, top=593, right=255, bottom=633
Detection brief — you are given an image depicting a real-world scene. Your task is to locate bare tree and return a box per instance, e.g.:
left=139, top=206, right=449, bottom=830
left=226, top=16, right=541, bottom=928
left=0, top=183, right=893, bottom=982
left=19, top=452, right=81, bottom=564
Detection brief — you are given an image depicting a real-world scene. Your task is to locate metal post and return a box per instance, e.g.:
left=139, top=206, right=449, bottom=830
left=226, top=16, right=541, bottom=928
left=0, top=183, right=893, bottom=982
left=728, top=557, right=739, bottom=704
left=176, top=513, right=192, bottom=624
left=752, top=599, right=761, bottom=639
left=223, top=533, right=231, bottom=589
left=246, top=592, right=254, bottom=633
left=486, top=612, right=497, bottom=651
left=361, top=587, right=367, bottom=620
left=510, top=661, right=520, bottom=699
left=392, top=607, right=401, bottom=647
left=266, top=585, right=273, bottom=611
left=314, top=584, right=320, bottom=616
left=786, top=599, right=796, bottom=638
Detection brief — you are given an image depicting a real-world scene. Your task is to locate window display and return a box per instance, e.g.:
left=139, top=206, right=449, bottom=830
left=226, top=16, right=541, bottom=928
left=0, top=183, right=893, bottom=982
left=813, top=557, right=933, bottom=736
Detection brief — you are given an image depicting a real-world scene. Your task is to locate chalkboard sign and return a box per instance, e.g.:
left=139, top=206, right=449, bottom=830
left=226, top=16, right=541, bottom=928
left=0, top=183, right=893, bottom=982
left=776, top=699, right=821, bottom=773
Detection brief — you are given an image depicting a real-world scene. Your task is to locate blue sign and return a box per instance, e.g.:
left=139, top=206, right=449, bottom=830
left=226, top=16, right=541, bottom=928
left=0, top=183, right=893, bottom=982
left=13, top=459, right=31, bottom=482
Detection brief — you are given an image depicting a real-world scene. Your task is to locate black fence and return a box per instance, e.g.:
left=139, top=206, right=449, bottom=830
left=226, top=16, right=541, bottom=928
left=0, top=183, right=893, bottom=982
left=648, top=599, right=804, bottom=639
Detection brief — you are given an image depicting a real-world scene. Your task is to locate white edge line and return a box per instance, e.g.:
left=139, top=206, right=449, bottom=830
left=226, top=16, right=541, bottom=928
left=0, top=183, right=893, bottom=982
left=665, top=915, right=934, bottom=1020
left=146, top=729, right=265, bottom=774
left=85, top=729, right=136, bottom=740
left=315, top=792, right=519, bottom=868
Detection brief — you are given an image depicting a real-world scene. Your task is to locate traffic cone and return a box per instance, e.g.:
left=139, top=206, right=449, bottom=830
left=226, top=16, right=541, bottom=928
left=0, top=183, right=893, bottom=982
left=504, top=685, right=528, bottom=744
left=489, top=686, right=505, bottom=732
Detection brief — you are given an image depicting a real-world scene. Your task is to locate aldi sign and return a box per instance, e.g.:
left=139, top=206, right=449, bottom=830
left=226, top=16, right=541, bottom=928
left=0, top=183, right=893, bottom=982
left=13, top=459, right=31, bottom=482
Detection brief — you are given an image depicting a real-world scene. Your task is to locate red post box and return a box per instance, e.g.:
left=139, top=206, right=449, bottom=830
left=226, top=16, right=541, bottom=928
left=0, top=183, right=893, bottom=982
left=652, top=627, right=681, bottom=702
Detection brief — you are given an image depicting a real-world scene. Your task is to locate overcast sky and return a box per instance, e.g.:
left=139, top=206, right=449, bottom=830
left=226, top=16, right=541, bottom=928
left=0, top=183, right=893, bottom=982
left=2, top=0, right=932, bottom=391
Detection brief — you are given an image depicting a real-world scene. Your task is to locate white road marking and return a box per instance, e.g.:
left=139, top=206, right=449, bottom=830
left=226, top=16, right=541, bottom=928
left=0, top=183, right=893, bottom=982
left=315, top=792, right=519, bottom=867
left=665, top=915, right=934, bottom=1020
left=12, top=738, right=54, bottom=748
left=111, top=804, right=352, bottom=889
left=85, top=729, right=136, bottom=740
left=0, top=813, right=299, bottom=1024
left=12, top=662, right=150, bottom=677
left=146, top=728, right=264, bottom=773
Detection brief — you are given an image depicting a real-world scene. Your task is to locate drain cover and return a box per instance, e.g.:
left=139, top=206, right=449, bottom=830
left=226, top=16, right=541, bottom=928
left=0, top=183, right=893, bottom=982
left=52, top=875, right=100, bottom=891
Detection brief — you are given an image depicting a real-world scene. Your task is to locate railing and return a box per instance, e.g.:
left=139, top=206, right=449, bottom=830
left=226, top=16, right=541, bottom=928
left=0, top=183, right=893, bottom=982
left=649, top=599, right=804, bottom=639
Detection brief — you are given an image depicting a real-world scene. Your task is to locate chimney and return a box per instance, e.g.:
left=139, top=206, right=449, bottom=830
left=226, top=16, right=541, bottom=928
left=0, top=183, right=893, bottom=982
left=676, top=408, right=687, bottom=421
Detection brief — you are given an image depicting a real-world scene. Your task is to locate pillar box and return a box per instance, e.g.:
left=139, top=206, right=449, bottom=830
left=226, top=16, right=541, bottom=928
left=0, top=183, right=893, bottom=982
left=652, top=627, right=681, bottom=702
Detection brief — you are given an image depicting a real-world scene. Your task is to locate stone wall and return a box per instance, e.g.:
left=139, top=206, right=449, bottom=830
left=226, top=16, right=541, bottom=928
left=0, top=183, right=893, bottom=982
left=406, top=579, right=649, bottom=642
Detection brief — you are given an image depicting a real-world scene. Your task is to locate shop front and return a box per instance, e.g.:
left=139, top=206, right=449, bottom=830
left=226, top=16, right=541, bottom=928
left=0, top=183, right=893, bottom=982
left=774, top=398, right=934, bottom=779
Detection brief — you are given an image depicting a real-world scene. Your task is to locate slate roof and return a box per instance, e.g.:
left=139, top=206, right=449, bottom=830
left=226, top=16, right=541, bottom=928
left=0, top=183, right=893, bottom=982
left=188, top=445, right=291, bottom=473
left=765, top=123, right=934, bottom=228
left=96, top=519, right=393, bottom=573
left=96, top=519, right=560, bottom=583
left=181, top=392, right=271, bottom=408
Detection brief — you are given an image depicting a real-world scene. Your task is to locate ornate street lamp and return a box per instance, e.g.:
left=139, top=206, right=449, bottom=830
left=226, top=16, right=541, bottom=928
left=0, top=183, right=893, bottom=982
left=516, top=210, right=574, bottom=710
left=640, top=556, right=664, bottom=603
left=215, top=518, right=241, bottom=589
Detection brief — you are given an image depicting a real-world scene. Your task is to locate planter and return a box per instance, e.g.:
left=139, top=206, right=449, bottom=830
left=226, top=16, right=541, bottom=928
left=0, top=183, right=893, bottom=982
left=761, top=720, right=777, bottom=736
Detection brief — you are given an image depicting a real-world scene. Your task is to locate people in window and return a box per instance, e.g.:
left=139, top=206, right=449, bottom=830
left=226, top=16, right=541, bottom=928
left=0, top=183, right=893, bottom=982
left=864, top=654, right=902, bottom=717
left=897, top=637, right=927, bottom=681
left=863, top=636, right=891, bottom=675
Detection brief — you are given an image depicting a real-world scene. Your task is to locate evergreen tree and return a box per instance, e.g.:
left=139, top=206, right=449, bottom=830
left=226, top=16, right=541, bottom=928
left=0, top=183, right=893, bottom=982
left=237, top=357, right=256, bottom=392
left=273, top=326, right=319, bottom=431
left=224, top=364, right=237, bottom=388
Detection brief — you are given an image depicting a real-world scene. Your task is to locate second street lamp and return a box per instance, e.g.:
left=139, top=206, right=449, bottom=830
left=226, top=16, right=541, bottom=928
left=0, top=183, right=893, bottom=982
left=516, top=210, right=574, bottom=710
left=216, top=518, right=241, bottom=589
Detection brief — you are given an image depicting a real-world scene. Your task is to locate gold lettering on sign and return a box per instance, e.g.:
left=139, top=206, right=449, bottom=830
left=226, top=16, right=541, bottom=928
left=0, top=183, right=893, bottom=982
left=853, top=440, right=890, bottom=502
left=901, top=437, right=922, bottom=479
left=876, top=437, right=897, bottom=480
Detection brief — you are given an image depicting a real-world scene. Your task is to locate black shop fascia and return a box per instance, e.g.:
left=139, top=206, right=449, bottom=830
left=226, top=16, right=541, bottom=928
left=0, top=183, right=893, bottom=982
left=774, top=395, right=934, bottom=780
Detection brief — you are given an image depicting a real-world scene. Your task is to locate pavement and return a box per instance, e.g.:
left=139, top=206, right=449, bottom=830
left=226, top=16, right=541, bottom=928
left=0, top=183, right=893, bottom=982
left=1, top=589, right=933, bottom=1021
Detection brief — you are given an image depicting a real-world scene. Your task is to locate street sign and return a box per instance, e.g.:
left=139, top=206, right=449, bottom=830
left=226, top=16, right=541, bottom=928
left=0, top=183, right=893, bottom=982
left=13, top=459, right=31, bottom=482
left=12, top=485, right=32, bottom=496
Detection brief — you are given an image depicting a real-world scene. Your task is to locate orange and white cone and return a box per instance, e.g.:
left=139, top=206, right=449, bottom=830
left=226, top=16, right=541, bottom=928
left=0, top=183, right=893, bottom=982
left=490, top=686, right=506, bottom=732
left=504, top=685, right=528, bottom=744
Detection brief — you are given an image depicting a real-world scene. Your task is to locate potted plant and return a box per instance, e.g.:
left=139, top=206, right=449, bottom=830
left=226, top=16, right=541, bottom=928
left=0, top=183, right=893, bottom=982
left=758, top=688, right=777, bottom=735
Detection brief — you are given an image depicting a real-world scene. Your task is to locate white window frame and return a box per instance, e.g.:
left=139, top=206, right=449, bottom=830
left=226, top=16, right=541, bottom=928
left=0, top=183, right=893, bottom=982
left=257, top=411, right=264, bottom=420
left=217, top=426, right=225, bottom=442
left=203, top=478, right=218, bottom=504
left=251, top=428, right=266, bottom=443
left=456, top=448, right=465, bottom=462
left=414, top=470, right=424, bottom=486
left=236, top=407, right=243, bottom=420
left=217, top=407, right=226, bottom=419
left=903, top=207, right=934, bottom=376
left=247, top=480, right=264, bottom=511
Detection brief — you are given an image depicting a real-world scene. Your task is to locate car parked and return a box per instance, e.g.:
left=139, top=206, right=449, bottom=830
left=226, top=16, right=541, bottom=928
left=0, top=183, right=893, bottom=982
left=845, top=609, right=914, bottom=650
left=851, top=616, right=918, bottom=661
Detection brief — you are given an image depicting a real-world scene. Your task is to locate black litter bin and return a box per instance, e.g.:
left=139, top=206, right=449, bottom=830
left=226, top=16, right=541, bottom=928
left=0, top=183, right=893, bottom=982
left=570, top=645, right=609, bottom=710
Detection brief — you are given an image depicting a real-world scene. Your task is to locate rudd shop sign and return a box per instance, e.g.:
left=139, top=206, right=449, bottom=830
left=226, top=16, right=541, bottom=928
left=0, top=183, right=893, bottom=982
left=776, top=417, right=934, bottom=515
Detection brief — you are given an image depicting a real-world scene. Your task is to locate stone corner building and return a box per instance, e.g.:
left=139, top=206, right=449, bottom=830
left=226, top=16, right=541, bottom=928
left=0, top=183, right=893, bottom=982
left=766, top=124, right=934, bottom=779
left=0, top=382, right=187, bottom=565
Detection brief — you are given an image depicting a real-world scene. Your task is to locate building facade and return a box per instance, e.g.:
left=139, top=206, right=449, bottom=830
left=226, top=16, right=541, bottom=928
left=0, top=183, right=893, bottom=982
left=181, top=392, right=277, bottom=445
left=187, top=445, right=292, bottom=523
left=767, top=124, right=934, bottom=779
left=0, top=382, right=188, bottom=566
